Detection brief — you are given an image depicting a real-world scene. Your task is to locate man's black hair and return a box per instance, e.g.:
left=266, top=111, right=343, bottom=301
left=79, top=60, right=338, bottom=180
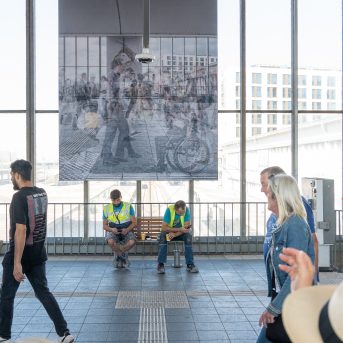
left=110, top=189, right=121, bottom=200
left=174, top=200, right=186, bottom=211
left=10, top=159, right=32, bottom=181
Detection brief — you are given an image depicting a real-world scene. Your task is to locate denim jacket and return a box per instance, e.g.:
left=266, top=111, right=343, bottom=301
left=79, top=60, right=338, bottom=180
left=265, top=215, right=315, bottom=316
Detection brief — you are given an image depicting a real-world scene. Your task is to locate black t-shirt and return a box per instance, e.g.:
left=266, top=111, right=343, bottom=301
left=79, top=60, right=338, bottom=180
left=3, top=187, right=48, bottom=267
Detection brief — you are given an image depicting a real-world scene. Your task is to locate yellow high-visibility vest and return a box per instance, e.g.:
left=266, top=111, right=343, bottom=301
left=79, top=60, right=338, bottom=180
left=168, top=204, right=185, bottom=228
left=103, top=202, right=131, bottom=224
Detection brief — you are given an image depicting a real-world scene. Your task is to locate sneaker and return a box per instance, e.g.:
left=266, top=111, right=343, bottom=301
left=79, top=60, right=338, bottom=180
left=157, top=263, right=165, bottom=274
left=116, top=258, right=123, bottom=269
left=58, top=333, right=75, bottom=343
left=187, top=264, right=199, bottom=273
left=0, top=337, right=14, bottom=343
left=113, top=255, right=123, bottom=268
left=122, top=254, right=130, bottom=268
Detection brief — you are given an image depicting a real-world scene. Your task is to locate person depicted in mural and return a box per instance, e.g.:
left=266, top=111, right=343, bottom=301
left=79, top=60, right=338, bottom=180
left=141, top=80, right=154, bottom=118
left=101, top=100, right=120, bottom=165
left=102, top=44, right=142, bottom=163
left=60, top=78, right=77, bottom=126
left=98, top=75, right=110, bottom=120
left=162, top=86, right=174, bottom=129
left=125, top=78, right=138, bottom=119
left=76, top=72, right=91, bottom=112
left=157, top=200, right=199, bottom=274
left=103, top=189, right=137, bottom=268
left=114, top=99, right=141, bottom=161
left=89, top=75, right=99, bottom=101
left=0, top=160, right=74, bottom=343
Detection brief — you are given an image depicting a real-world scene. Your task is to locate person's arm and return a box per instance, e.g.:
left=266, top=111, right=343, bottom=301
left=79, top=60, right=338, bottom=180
left=122, top=212, right=137, bottom=235
left=279, top=247, right=315, bottom=291
left=161, top=209, right=174, bottom=233
left=13, top=223, right=26, bottom=282
left=161, top=221, right=174, bottom=233
left=103, top=219, right=112, bottom=233
left=103, top=219, right=120, bottom=234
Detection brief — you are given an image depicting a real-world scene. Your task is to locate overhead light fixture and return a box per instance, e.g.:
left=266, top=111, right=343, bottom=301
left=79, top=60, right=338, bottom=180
left=135, top=0, right=155, bottom=63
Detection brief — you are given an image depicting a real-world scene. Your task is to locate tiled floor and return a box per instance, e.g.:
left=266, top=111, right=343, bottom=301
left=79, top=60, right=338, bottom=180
left=1, top=255, right=343, bottom=343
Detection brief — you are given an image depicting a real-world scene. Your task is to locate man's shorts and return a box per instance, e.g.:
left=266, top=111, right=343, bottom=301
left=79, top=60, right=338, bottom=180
left=105, top=231, right=136, bottom=244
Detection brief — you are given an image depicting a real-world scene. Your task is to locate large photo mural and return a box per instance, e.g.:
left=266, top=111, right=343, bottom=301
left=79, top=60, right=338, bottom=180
left=59, top=36, right=217, bottom=180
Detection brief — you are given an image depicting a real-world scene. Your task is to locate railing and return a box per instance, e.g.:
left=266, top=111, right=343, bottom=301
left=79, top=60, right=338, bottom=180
left=0, top=203, right=342, bottom=270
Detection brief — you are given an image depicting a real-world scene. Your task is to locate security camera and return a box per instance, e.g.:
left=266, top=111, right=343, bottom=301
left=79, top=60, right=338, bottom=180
left=135, top=48, right=155, bottom=64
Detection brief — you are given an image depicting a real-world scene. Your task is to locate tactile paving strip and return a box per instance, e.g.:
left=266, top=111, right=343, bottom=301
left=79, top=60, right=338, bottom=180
left=115, top=291, right=189, bottom=309
left=138, top=307, right=168, bottom=343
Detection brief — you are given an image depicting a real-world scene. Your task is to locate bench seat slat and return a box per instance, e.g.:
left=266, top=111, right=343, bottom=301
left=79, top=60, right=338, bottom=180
left=136, top=217, right=163, bottom=240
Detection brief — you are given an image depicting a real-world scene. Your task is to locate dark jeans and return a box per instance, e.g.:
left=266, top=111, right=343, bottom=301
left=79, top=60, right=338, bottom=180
left=0, top=262, right=69, bottom=339
left=157, top=232, right=194, bottom=265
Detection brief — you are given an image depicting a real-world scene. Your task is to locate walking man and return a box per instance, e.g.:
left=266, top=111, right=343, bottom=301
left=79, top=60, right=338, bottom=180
left=103, top=189, right=137, bottom=268
left=0, top=160, right=74, bottom=343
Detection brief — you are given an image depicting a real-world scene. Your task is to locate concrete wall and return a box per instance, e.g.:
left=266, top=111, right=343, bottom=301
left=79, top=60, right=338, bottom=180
left=59, top=0, right=217, bottom=35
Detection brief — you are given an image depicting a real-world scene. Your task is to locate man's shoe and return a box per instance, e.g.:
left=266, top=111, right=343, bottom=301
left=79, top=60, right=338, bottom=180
left=121, top=252, right=130, bottom=268
left=116, top=258, right=123, bottom=268
left=187, top=264, right=199, bottom=273
left=113, top=255, right=123, bottom=268
left=122, top=257, right=130, bottom=268
left=157, top=263, right=165, bottom=274
left=58, top=333, right=75, bottom=343
left=0, top=337, right=14, bottom=342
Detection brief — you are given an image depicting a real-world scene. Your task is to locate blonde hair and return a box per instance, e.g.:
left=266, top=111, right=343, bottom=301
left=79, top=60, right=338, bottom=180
left=268, top=174, right=306, bottom=225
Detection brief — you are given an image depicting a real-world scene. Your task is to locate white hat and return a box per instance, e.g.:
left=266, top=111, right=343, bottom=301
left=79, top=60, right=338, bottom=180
left=16, top=339, right=55, bottom=343
left=283, top=282, right=343, bottom=343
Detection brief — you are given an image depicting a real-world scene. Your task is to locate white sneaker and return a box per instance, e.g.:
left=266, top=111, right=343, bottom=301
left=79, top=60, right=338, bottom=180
left=0, top=337, right=14, bottom=343
left=58, top=333, right=75, bottom=343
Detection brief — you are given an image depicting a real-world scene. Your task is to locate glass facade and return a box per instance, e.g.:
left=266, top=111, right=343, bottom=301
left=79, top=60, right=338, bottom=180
left=0, top=0, right=342, bottom=240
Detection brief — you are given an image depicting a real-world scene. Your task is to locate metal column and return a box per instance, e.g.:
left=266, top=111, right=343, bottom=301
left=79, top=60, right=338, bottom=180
left=239, top=0, right=247, bottom=236
left=291, top=0, right=299, bottom=181
left=137, top=180, right=142, bottom=218
left=84, top=181, right=89, bottom=238
left=26, top=0, right=36, bottom=183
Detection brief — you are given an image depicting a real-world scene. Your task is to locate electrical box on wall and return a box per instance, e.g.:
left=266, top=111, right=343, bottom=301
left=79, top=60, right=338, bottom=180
left=302, top=178, right=336, bottom=269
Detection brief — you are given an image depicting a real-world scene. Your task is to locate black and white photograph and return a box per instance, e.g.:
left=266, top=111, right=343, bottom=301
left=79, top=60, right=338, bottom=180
left=59, top=35, right=218, bottom=180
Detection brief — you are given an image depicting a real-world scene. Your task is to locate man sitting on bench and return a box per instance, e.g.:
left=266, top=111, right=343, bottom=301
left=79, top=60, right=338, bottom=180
left=157, top=200, right=199, bottom=274
left=103, top=189, right=136, bottom=268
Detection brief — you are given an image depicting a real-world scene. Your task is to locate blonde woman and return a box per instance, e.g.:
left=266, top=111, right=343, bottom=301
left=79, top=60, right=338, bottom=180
left=256, top=174, right=315, bottom=343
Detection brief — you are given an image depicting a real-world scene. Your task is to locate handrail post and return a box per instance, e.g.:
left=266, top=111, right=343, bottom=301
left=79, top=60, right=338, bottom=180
left=189, top=180, right=194, bottom=226
left=137, top=180, right=142, bottom=218
left=84, top=181, right=89, bottom=239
